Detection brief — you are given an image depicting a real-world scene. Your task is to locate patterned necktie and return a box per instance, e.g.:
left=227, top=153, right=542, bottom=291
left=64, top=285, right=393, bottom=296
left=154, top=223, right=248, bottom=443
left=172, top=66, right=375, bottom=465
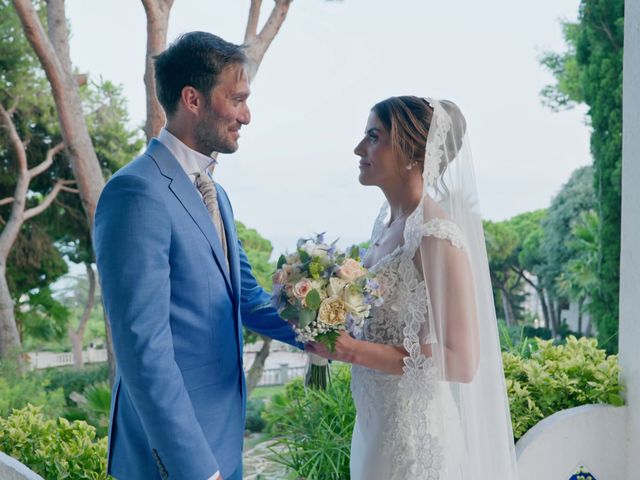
left=195, top=172, right=229, bottom=270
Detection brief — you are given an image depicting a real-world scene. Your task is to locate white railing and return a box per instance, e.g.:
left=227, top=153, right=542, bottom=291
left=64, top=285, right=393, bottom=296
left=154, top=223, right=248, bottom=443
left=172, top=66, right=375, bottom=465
left=256, top=364, right=306, bottom=387
left=25, top=348, right=108, bottom=370
left=25, top=348, right=305, bottom=386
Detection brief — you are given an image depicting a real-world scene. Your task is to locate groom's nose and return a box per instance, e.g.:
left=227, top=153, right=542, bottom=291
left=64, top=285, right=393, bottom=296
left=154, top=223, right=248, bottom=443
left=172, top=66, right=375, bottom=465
left=238, top=104, right=251, bottom=125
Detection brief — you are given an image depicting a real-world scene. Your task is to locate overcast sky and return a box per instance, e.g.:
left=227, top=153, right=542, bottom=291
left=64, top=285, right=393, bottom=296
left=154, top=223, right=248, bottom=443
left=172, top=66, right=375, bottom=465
left=66, top=0, right=591, bottom=257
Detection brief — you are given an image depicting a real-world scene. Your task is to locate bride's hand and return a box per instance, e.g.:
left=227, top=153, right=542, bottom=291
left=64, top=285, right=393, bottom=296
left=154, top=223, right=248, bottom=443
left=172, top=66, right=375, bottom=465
left=306, top=331, right=358, bottom=364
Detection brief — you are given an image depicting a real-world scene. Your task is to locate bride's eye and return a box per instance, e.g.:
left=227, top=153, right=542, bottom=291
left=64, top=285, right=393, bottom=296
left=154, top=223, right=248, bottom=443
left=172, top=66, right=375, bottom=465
left=368, top=134, right=378, bottom=143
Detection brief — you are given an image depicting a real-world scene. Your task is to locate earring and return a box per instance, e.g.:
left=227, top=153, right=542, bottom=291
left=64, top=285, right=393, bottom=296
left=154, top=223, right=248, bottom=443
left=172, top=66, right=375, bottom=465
left=406, top=162, right=416, bottom=170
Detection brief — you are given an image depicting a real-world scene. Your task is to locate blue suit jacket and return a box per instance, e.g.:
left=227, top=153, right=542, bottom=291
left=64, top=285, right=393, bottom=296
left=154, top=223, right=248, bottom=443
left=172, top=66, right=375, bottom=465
left=93, top=139, right=300, bottom=480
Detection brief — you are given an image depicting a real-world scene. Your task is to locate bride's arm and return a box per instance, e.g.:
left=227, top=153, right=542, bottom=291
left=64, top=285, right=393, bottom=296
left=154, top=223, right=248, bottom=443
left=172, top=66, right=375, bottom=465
left=306, top=333, right=408, bottom=375
left=418, top=232, right=480, bottom=383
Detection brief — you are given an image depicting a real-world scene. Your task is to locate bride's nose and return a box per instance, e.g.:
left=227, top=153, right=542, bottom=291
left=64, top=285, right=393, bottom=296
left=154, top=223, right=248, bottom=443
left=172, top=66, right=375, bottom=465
left=354, top=138, right=365, bottom=157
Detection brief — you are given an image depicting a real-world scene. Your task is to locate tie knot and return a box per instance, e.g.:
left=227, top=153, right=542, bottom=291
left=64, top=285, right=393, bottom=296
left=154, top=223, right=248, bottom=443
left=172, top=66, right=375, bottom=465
left=195, top=172, right=217, bottom=198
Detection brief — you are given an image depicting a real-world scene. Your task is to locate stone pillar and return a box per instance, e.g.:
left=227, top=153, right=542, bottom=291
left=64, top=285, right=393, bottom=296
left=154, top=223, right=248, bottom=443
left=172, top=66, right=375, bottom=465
left=279, top=363, right=290, bottom=384
left=619, top=0, right=640, bottom=475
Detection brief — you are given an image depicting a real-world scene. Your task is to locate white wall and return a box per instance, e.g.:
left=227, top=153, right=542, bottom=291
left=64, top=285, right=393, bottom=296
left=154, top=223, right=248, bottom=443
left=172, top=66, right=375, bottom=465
left=0, top=452, right=44, bottom=480
left=515, top=404, right=627, bottom=480
left=619, top=0, right=640, bottom=475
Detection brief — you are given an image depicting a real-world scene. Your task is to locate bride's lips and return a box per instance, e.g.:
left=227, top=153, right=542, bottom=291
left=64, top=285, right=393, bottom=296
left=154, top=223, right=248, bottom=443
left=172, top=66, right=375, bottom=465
left=359, top=160, right=371, bottom=168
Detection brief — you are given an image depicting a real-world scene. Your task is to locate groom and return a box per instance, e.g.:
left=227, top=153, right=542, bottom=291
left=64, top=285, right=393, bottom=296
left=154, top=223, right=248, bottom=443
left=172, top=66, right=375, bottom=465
left=94, top=32, right=301, bottom=480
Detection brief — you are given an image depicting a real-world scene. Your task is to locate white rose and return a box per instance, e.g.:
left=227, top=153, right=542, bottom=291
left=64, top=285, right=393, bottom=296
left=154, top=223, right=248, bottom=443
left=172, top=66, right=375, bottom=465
left=311, top=280, right=328, bottom=300
left=286, top=253, right=301, bottom=265
left=327, top=277, right=348, bottom=297
left=304, top=241, right=329, bottom=261
left=342, top=286, right=368, bottom=317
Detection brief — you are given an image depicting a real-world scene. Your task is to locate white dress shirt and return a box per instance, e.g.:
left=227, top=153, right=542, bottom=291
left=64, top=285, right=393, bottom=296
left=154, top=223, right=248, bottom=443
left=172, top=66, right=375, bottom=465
left=157, top=127, right=217, bottom=187
left=157, top=128, right=222, bottom=480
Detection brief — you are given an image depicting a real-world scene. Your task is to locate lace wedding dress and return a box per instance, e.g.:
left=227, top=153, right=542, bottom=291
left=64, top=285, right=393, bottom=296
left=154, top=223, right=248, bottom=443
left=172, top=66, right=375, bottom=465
left=349, top=98, right=518, bottom=480
left=350, top=202, right=467, bottom=480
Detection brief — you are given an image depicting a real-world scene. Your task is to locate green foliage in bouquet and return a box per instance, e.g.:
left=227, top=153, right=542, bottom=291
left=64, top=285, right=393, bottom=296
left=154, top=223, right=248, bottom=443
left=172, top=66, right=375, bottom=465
left=0, top=405, right=109, bottom=479
left=263, top=365, right=355, bottom=479
left=503, top=336, right=623, bottom=440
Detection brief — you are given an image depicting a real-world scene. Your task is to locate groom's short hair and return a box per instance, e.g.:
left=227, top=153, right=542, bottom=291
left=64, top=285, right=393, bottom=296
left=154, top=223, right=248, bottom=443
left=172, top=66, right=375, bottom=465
left=153, top=31, right=247, bottom=116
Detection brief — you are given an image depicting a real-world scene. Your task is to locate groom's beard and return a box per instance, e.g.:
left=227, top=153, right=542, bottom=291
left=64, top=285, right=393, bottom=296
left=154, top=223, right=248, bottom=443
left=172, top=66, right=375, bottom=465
left=194, top=107, right=238, bottom=155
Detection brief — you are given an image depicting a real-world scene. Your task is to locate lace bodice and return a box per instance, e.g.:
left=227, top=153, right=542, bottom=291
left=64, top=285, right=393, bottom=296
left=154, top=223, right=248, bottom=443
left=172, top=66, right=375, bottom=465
left=350, top=201, right=467, bottom=480
left=358, top=203, right=466, bottom=347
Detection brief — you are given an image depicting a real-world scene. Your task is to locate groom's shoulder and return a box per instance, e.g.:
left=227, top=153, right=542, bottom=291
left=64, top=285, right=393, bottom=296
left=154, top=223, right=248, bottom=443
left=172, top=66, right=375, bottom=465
left=103, top=142, right=168, bottom=189
left=98, top=149, right=164, bottom=205
left=112, top=147, right=161, bottom=180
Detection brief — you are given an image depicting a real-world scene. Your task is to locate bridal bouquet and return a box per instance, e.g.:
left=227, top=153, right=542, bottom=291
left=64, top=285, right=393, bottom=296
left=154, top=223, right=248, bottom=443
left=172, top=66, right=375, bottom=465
left=271, top=234, right=382, bottom=389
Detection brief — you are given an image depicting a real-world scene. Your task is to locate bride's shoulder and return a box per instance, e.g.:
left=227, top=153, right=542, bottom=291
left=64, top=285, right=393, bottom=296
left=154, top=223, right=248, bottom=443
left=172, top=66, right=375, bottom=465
left=421, top=195, right=449, bottom=220
left=418, top=200, right=466, bottom=251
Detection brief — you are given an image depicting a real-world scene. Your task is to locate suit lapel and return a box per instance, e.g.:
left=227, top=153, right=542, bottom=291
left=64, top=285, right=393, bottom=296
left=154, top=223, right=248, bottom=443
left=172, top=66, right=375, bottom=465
left=146, top=140, right=233, bottom=294
left=216, top=186, right=243, bottom=361
left=217, top=186, right=240, bottom=307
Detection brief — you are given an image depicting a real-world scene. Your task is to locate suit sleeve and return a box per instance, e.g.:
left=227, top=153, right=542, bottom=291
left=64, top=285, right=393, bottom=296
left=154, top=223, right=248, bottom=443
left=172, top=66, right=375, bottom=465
left=94, top=174, right=219, bottom=479
left=237, top=239, right=303, bottom=349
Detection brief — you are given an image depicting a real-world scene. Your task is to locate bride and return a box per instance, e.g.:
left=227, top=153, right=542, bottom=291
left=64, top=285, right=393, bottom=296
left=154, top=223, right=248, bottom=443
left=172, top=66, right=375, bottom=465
left=307, top=97, right=519, bottom=479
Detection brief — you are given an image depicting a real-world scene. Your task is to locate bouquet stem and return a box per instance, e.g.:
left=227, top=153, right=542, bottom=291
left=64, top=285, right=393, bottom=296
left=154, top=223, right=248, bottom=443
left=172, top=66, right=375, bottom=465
left=305, top=353, right=330, bottom=390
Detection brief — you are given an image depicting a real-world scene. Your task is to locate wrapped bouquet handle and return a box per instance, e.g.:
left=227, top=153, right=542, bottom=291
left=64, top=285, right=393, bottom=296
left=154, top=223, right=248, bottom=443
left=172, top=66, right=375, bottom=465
left=306, top=353, right=330, bottom=389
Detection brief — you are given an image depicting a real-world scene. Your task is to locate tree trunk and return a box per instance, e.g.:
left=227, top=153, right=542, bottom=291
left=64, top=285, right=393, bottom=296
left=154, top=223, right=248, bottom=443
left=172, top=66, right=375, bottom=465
left=141, top=0, right=174, bottom=141
left=245, top=336, right=272, bottom=396
left=68, top=262, right=96, bottom=369
left=244, top=0, right=293, bottom=82
left=546, top=292, right=559, bottom=338
left=0, top=262, right=21, bottom=360
left=68, top=329, right=83, bottom=369
left=577, top=297, right=584, bottom=334
left=538, top=287, right=551, bottom=328
left=500, top=288, right=514, bottom=326
left=0, top=101, right=66, bottom=363
left=13, top=0, right=105, bottom=228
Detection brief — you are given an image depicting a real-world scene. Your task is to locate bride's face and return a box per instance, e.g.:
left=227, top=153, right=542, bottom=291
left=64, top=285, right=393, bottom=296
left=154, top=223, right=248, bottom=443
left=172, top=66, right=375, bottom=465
left=354, top=111, right=398, bottom=187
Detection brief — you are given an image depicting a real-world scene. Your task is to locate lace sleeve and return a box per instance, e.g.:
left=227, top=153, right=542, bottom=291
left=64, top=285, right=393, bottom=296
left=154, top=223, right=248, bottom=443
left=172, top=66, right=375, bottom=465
left=420, top=218, right=467, bottom=251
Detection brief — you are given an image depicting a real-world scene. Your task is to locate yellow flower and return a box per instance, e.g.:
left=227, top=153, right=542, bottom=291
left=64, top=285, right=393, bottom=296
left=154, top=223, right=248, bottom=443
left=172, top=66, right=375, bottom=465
left=317, top=296, right=348, bottom=326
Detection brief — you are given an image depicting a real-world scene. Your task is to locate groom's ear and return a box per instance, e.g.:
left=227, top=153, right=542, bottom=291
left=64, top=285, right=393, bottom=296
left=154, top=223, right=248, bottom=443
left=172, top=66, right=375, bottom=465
left=180, top=86, right=204, bottom=116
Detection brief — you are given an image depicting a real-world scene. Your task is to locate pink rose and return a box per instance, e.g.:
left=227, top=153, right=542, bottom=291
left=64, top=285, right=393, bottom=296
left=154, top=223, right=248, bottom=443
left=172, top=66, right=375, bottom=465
left=292, top=279, right=313, bottom=300
left=272, top=269, right=288, bottom=285
left=337, top=258, right=366, bottom=282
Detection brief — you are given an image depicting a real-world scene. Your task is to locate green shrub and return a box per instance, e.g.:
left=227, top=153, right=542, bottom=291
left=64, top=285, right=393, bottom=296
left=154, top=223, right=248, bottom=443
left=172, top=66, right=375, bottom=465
left=263, top=365, right=355, bottom=480
left=260, top=337, right=620, bottom=477
left=0, top=404, right=108, bottom=479
left=41, top=363, right=109, bottom=405
left=0, top=361, right=66, bottom=418
left=245, top=398, right=266, bottom=433
left=80, top=381, right=111, bottom=438
left=504, top=335, right=623, bottom=440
